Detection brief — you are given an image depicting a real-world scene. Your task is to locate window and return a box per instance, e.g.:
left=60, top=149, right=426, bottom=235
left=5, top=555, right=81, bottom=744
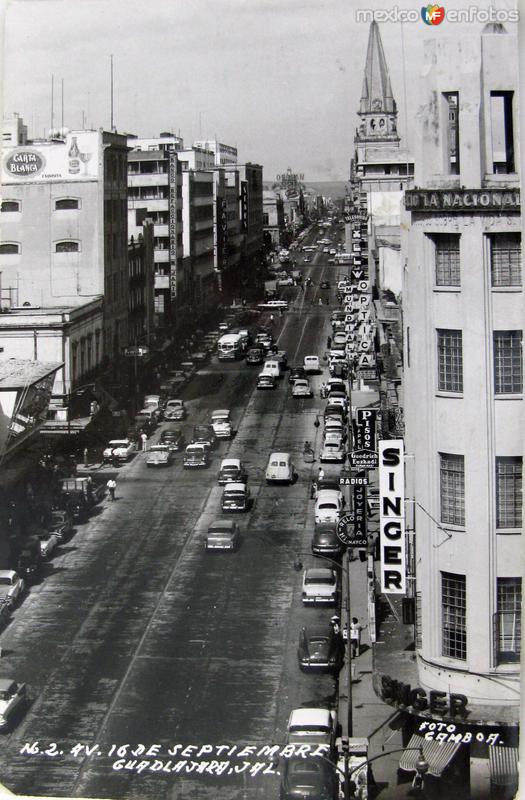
left=1, top=200, right=20, bottom=212
left=442, top=572, right=466, bottom=660
left=490, top=234, right=521, bottom=287
left=495, top=578, right=521, bottom=664
left=55, top=198, right=80, bottom=210
left=0, top=242, right=20, bottom=254
left=439, top=453, right=465, bottom=526
left=494, top=331, right=522, bottom=394
left=443, top=92, right=460, bottom=174
left=55, top=241, right=80, bottom=253
left=490, top=91, right=515, bottom=174
left=433, top=234, right=460, bottom=286
left=437, top=329, right=463, bottom=392
left=496, top=457, right=522, bottom=528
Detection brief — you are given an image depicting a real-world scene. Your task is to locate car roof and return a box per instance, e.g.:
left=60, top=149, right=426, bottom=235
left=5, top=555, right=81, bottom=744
left=0, top=570, right=16, bottom=579
left=221, top=458, right=241, bottom=469
left=0, top=679, right=17, bottom=692
left=208, top=520, right=237, bottom=532
left=212, top=409, right=230, bottom=416
left=316, top=489, right=341, bottom=499
left=289, top=708, right=332, bottom=726
left=269, top=451, right=290, bottom=459
left=223, top=482, right=246, bottom=491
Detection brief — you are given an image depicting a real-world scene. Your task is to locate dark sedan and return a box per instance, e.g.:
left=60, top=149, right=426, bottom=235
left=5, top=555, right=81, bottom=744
left=297, top=625, right=343, bottom=672
left=192, top=424, right=217, bottom=450
left=280, top=757, right=337, bottom=800
left=288, top=366, right=306, bottom=384
left=159, top=428, right=186, bottom=452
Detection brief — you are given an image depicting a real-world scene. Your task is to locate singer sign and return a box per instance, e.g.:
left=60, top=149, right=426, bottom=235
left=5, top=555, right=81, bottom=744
left=379, top=440, right=406, bottom=594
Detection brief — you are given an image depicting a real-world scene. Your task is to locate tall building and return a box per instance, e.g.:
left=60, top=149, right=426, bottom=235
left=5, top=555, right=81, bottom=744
left=235, top=163, right=264, bottom=289
left=375, top=24, right=521, bottom=795
left=193, top=140, right=237, bottom=167
left=213, top=168, right=242, bottom=296
left=127, top=134, right=184, bottom=330
left=181, top=170, right=216, bottom=317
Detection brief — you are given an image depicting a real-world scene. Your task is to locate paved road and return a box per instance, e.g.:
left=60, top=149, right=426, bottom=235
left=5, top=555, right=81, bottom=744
left=0, top=229, right=352, bottom=798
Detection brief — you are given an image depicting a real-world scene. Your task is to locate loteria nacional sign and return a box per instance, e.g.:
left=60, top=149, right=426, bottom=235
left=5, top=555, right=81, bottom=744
left=405, top=188, right=520, bottom=213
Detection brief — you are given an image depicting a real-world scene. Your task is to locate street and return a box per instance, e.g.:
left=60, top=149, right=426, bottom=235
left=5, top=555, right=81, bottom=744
left=0, top=242, right=348, bottom=799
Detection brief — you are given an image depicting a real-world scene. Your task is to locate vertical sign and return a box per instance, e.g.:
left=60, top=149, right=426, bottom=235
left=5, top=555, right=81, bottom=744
left=169, top=151, right=178, bottom=299
left=241, top=181, right=248, bottom=231
left=353, top=484, right=367, bottom=540
left=379, top=439, right=406, bottom=594
left=356, top=409, right=377, bottom=453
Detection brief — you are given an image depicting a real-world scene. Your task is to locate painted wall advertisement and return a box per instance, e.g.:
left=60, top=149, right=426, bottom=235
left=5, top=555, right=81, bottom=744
left=2, top=132, right=99, bottom=183
left=379, top=439, right=406, bottom=594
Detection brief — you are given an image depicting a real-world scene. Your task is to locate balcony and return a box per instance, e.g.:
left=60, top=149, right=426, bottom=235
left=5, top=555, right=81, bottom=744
left=155, top=275, right=170, bottom=290
left=154, top=249, right=170, bottom=263
left=154, top=224, right=169, bottom=238
left=128, top=173, right=169, bottom=188
left=128, top=198, right=168, bottom=213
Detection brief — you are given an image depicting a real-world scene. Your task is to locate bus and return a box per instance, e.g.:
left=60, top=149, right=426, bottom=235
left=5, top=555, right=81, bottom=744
left=217, top=333, right=245, bottom=361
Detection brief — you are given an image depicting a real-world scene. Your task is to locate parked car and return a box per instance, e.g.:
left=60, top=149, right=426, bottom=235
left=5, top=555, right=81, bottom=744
left=38, top=531, right=60, bottom=559
left=257, top=373, right=276, bottom=390
left=323, top=417, right=346, bottom=440
left=286, top=707, right=337, bottom=750
left=277, top=276, right=294, bottom=287
left=102, top=439, right=135, bottom=463
left=297, top=625, right=343, bottom=672
left=218, top=458, right=247, bottom=485
left=47, top=509, right=73, bottom=541
left=292, top=378, right=313, bottom=398
left=0, top=571, right=25, bottom=608
left=163, top=399, right=186, bottom=421
left=311, top=522, right=344, bottom=558
left=301, top=568, right=338, bottom=606
left=279, top=756, right=337, bottom=800
left=288, top=366, right=306, bottom=384
left=0, top=679, right=27, bottom=732
left=183, top=443, right=210, bottom=469
left=211, top=409, right=233, bottom=439
left=192, top=424, right=217, bottom=450
left=257, top=300, right=288, bottom=310
left=146, top=445, right=174, bottom=467
left=221, top=482, right=250, bottom=512
left=16, top=550, right=41, bottom=584
left=320, top=438, right=346, bottom=463
left=205, top=520, right=241, bottom=551
left=134, top=407, right=158, bottom=432
left=315, top=489, right=344, bottom=524
left=159, top=428, right=185, bottom=452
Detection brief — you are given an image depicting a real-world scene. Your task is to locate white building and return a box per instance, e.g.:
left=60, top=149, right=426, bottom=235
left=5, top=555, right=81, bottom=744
left=193, top=140, right=237, bottom=167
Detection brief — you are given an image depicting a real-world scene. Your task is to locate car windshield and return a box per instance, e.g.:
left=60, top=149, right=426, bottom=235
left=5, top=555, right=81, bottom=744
left=306, top=575, right=334, bottom=585
left=223, top=465, right=239, bottom=473
left=225, top=490, right=244, bottom=496
left=289, top=724, right=330, bottom=734
left=0, top=577, right=12, bottom=586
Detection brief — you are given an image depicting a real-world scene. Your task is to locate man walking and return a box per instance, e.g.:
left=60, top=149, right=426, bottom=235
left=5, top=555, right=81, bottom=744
left=350, top=617, right=363, bottom=657
left=107, top=478, right=117, bottom=501
left=140, top=431, right=148, bottom=452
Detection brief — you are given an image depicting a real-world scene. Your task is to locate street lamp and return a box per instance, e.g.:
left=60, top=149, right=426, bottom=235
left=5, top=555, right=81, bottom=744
left=293, top=549, right=353, bottom=800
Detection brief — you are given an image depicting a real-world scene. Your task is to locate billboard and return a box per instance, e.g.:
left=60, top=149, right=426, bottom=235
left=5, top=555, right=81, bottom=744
left=379, top=440, right=406, bottom=594
left=2, top=132, right=100, bottom=183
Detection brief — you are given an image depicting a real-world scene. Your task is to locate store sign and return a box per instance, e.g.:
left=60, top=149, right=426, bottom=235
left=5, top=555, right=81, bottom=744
left=2, top=132, right=98, bottom=182
left=379, top=674, right=468, bottom=718
left=356, top=409, right=377, bottom=452
left=353, top=484, right=367, bottom=540
left=241, top=182, right=248, bottom=231
left=379, top=440, right=405, bottom=594
left=405, top=188, right=520, bottom=213
left=169, top=152, right=178, bottom=299
left=337, top=512, right=367, bottom=547
left=358, top=353, right=375, bottom=368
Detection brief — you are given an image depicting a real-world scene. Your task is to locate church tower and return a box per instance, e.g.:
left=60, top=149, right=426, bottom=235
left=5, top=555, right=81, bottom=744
left=357, top=20, right=400, bottom=146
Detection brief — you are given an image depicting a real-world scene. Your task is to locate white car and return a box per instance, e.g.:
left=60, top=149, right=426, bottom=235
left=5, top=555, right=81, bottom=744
left=277, top=277, right=294, bottom=287
left=292, top=379, right=313, bottom=398
left=320, top=439, right=346, bottom=463
left=257, top=300, right=288, bottom=310
left=301, top=568, right=338, bottom=606
left=211, top=409, right=233, bottom=439
left=324, top=418, right=346, bottom=440
left=146, top=445, right=174, bottom=467
left=315, top=489, right=344, bottom=524
left=303, top=355, right=320, bottom=374
left=103, top=439, right=134, bottom=463
left=38, top=532, right=60, bottom=559
left=287, top=707, right=337, bottom=749
left=0, top=679, right=27, bottom=731
left=0, top=571, right=25, bottom=607
left=164, top=399, right=186, bottom=421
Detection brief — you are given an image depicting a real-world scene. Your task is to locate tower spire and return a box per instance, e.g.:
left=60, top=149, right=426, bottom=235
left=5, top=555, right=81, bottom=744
left=356, top=21, right=399, bottom=144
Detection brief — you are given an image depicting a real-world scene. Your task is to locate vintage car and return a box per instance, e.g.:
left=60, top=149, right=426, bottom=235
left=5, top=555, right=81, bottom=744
left=279, top=757, right=337, bottom=800
left=183, top=443, right=210, bottom=469
left=0, top=571, right=25, bottom=608
left=314, top=489, right=344, bottom=524
left=159, top=428, right=185, bottom=452
left=288, top=366, right=306, bottom=384
left=303, top=355, right=320, bottom=374
left=0, top=679, right=27, bottom=731
left=102, top=439, right=135, bottom=463
left=221, top=482, right=250, bottom=513
left=320, top=437, right=346, bottom=463
left=146, top=445, right=174, bottom=467
left=257, top=373, right=276, bottom=390
left=211, top=409, right=233, bottom=439
left=205, top=520, right=241, bottom=552
left=311, top=522, right=344, bottom=558
left=301, top=567, right=338, bottom=606
left=47, top=509, right=73, bottom=541
left=286, top=707, right=337, bottom=750
left=297, top=625, right=343, bottom=672
left=163, top=399, right=187, bottom=421
left=218, top=458, right=248, bottom=486
left=291, top=378, right=313, bottom=398
left=38, top=531, right=60, bottom=560
left=192, top=424, right=217, bottom=450
left=246, top=347, right=265, bottom=365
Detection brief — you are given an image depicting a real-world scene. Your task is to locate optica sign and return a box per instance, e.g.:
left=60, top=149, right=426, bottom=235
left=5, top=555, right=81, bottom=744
left=379, top=440, right=406, bottom=594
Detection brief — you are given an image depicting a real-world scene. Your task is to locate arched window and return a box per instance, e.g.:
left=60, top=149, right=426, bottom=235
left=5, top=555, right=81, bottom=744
left=1, top=200, right=20, bottom=212
left=55, top=240, right=80, bottom=253
left=0, top=242, right=20, bottom=254
left=55, top=198, right=80, bottom=210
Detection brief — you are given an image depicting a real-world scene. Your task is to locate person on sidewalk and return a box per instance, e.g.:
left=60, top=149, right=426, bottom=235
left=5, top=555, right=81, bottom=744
left=140, top=431, right=148, bottom=452
left=350, top=617, right=363, bottom=657
left=318, top=466, right=325, bottom=482
left=107, top=478, right=117, bottom=501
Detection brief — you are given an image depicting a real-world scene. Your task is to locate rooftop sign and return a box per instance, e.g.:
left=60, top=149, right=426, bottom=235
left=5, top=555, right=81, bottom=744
left=405, top=189, right=520, bottom=213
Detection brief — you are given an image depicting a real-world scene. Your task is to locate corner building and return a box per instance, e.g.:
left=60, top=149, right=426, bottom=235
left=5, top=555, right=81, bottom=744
left=400, top=25, right=521, bottom=794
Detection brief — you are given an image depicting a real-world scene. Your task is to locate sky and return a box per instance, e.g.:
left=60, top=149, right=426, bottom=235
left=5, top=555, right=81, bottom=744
left=0, top=0, right=520, bottom=181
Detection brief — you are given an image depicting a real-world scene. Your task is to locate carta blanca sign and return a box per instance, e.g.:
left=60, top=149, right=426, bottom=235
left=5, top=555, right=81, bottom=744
left=379, top=440, right=406, bottom=594
left=337, top=513, right=367, bottom=547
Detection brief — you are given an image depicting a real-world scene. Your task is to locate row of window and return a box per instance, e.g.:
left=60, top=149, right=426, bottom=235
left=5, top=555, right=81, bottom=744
left=437, top=329, right=522, bottom=394
left=433, top=233, right=521, bottom=288
left=441, top=573, right=520, bottom=663
left=0, top=241, right=80, bottom=254
left=1, top=198, right=80, bottom=212
left=440, top=453, right=522, bottom=528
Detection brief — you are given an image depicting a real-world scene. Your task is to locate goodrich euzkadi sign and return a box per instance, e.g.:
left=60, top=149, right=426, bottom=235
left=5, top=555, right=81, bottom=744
left=379, top=440, right=406, bottom=594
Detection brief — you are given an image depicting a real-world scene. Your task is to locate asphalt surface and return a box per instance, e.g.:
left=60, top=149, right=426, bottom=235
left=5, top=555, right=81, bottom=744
left=0, top=226, right=351, bottom=799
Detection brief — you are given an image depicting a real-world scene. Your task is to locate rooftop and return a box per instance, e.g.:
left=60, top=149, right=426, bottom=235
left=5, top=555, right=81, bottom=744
left=0, top=358, right=62, bottom=389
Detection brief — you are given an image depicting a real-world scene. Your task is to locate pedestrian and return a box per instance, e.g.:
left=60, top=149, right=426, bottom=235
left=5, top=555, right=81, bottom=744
left=318, top=298, right=323, bottom=306
left=330, top=615, right=341, bottom=635
left=269, top=313, right=275, bottom=324
left=83, top=447, right=89, bottom=467
left=318, top=466, right=325, bottom=481
left=310, top=479, right=318, bottom=500
left=350, top=617, right=363, bottom=658
left=107, top=478, right=117, bottom=501
left=320, top=382, right=327, bottom=399
left=140, top=431, right=148, bottom=452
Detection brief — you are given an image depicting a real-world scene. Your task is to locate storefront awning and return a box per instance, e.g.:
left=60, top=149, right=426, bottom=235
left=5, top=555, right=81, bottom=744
left=489, top=745, right=519, bottom=786
left=399, top=734, right=460, bottom=777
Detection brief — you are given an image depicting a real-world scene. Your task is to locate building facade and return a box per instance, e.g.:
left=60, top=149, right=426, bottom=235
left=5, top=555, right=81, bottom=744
left=235, top=163, right=264, bottom=290
left=193, top=140, right=238, bottom=167
left=213, top=168, right=242, bottom=297
left=181, top=170, right=216, bottom=317
left=378, top=25, right=521, bottom=794
left=263, top=189, right=285, bottom=248
left=128, top=219, right=154, bottom=347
